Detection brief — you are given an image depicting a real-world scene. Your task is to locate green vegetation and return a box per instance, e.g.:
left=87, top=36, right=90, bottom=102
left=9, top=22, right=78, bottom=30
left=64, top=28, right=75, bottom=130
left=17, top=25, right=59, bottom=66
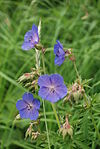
left=0, top=0, right=100, bottom=148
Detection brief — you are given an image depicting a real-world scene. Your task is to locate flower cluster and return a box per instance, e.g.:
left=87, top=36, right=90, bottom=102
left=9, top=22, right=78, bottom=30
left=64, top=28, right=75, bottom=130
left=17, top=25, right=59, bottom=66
left=16, top=23, right=71, bottom=131
left=14, top=21, right=94, bottom=143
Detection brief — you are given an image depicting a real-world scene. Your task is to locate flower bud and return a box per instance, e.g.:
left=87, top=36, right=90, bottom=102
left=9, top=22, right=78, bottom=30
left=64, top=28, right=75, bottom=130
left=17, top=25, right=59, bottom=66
left=35, top=44, right=43, bottom=50
left=15, top=114, right=21, bottom=120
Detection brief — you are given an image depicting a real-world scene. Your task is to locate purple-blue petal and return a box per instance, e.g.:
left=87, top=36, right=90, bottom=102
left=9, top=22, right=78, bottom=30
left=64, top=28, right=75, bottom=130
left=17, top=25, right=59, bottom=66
left=16, top=100, right=27, bottom=111
left=32, top=24, right=38, bottom=33
left=22, top=92, right=34, bottom=104
left=19, top=108, right=30, bottom=119
left=32, top=32, right=39, bottom=45
left=54, top=40, right=65, bottom=56
left=33, top=99, right=40, bottom=110
left=19, top=107, right=39, bottom=120
left=55, top=84, right=67, bottom=99
left=45, top=91, right=60, bottom=103
left=19, top=108, right=39, bottom=120
left=38, top=75, right=51, bottom=87
left=24, top=30, right=33, bottom=42
left=56, top=40, right=63, bottom=49
left=38, top=86, right=60, bottom=102
left=55, top=55, right=65, bottom=66
left=38, top=87, right=50, bottom=99
left=22, top=42, right=34, bottom=50
left=50, top=74, right=64, bottom=86
left=29, top=109, right=39, bottom=120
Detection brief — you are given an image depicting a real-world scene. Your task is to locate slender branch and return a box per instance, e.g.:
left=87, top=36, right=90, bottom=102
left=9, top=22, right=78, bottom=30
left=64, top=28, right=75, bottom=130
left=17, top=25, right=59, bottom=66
left=41, top=52, right=51, bottom=149
left=73, top=62, right=80, bottom=81
left=42, top=53, right=46, bottom=73
left=42, top=100, right=51, bottom=149
left=51, top=103, right=61, bottom=129
left=35, top=20, right=50, bottom=149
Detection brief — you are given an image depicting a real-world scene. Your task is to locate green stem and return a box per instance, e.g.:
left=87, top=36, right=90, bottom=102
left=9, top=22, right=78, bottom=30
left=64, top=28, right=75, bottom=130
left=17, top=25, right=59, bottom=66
left=73, top=62, right=80, bottom=81
left=42, top=53, right=46, bottom=73
left=40, top=54, right=51, bottom=148
left=43, top=100, right=51, bottom=149
left=83, top=93, right=90, bottom=108
left=51, top=103, right=61, bottom=129
left=42, top=53, right=61, bottom=129
left=41, top=52, right=51, bottom=149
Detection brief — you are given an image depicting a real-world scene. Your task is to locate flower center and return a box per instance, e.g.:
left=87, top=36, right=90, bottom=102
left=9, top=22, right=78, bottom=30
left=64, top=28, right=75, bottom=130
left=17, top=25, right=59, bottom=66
left=50, top=86, right=55, bottom=93
left=27, top=104, right=33, bottom=110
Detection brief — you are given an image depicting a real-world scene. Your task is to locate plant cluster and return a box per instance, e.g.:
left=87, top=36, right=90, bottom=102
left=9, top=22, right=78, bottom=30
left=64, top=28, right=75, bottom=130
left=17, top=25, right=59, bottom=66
left=15, top=21, right=100, bottom=149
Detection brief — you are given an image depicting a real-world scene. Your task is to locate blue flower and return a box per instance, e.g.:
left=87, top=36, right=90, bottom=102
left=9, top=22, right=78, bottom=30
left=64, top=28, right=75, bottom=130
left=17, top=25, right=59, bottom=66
left=16, top=93, right=40, bottom=120
left=54, top=40, right=65, bottom=66
left=38, top=74, right=67, bottom=103
left=22, top=24, right=39, bottom=50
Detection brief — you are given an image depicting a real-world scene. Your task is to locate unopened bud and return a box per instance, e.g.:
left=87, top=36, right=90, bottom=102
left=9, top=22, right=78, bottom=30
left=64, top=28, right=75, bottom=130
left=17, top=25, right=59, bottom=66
left=15, top=114, right=21, bottom=120
left=35, top=44, right=43, bottom=50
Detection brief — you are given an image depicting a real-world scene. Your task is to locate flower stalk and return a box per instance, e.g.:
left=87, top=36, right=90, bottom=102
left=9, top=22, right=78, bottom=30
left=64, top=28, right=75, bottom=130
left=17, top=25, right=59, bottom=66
left=36, top=20, right=51, bottom=149
left=51, top=103, right=61, bottom=129
left=73, top=62, right=80, bottom=81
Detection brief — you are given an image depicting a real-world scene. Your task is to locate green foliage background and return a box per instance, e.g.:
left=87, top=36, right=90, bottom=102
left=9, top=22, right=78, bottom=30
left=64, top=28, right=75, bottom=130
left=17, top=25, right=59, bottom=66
left=0, top=0, right=100, bottom=148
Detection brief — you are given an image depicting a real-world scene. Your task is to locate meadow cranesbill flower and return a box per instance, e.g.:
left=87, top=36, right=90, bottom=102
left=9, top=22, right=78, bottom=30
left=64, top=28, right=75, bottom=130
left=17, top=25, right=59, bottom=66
left=16, top=93, right=40, bottom=120
left=22, top=24, right=39, bottom=50
left=54, top=40, right=65, bottom=66
left=54, top=41, right=75, bottom=65
left=38, top=74, right=67, bottom=103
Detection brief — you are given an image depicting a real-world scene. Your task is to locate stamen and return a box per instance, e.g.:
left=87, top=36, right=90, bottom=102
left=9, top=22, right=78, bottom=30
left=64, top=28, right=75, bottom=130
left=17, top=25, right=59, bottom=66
left=50, top=86, right=55, bottom=93
left=27, top=104, right=33, bottom=110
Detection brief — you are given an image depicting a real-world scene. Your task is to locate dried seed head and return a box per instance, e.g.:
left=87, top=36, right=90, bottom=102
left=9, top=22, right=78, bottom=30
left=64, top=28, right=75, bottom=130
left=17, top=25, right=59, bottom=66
left=59, top=116, right=73, bottom=139
left=64, top=81, right=85, bottom=103
left=18, top=68, right=41, bottom=92
left=25, top=123, right=33, bottom=139
left=31, top=131, right=40, bottom=140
